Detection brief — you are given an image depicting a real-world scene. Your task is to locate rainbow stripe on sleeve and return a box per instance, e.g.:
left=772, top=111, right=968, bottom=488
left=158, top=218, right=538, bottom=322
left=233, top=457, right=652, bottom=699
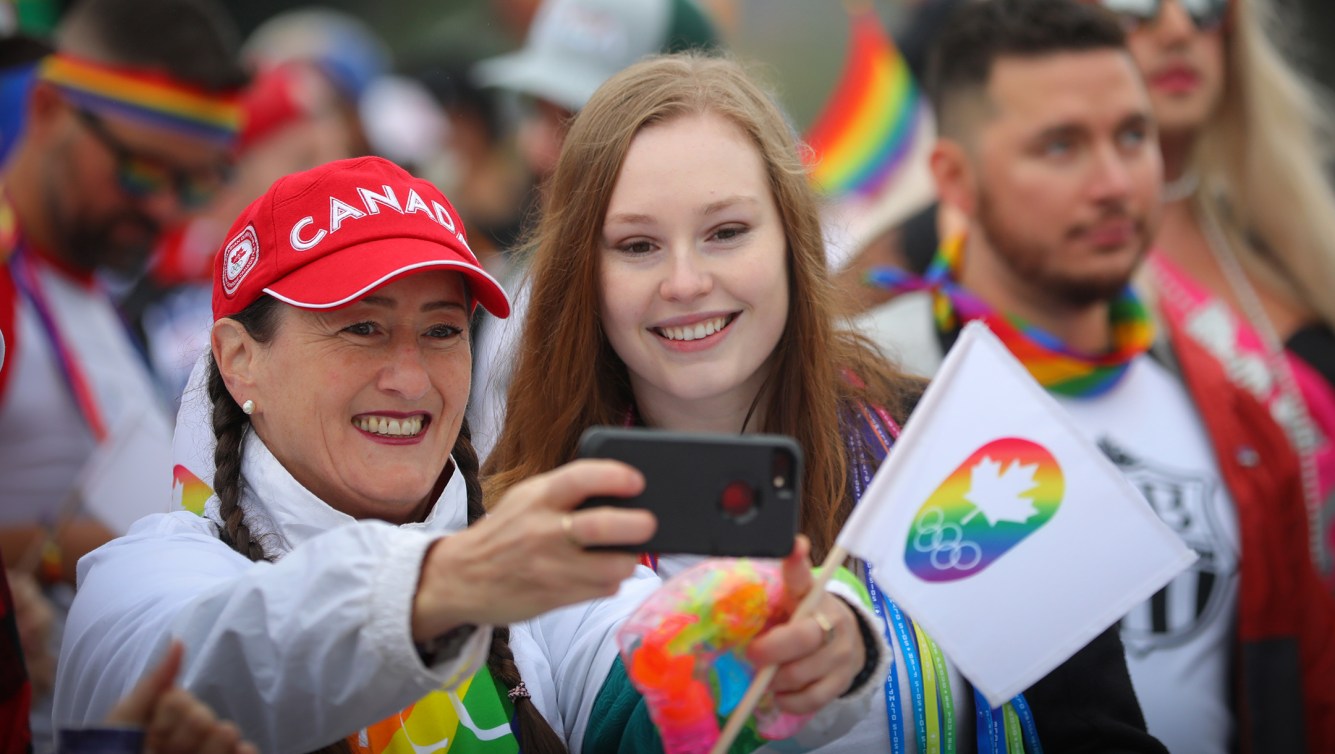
left=804, top=6, right=924, bottom=199
left=39, top=54, right=242, bottom=146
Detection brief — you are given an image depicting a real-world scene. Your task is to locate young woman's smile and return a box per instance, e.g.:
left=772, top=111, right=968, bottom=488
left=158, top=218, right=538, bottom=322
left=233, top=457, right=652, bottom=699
left=598, top=112, right=789, bottom=431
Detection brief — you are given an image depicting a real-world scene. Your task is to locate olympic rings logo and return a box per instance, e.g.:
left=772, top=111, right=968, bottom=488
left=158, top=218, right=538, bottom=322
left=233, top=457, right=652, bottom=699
left=911, top=508, right=983, bottom=572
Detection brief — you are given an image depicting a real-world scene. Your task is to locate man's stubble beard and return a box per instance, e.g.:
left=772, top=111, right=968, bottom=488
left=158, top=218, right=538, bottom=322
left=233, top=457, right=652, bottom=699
left=976, top=189, right=1148, bottom=310
left=44, top=175, right=159, bottom=275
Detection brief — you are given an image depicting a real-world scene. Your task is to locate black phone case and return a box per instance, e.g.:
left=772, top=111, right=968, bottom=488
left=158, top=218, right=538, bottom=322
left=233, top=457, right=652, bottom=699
left=575, top=426, right=802, bottom=557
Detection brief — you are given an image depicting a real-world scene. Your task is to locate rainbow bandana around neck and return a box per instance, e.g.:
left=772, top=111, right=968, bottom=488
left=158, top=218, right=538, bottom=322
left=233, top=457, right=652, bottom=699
left=38, top=53, right=242, bottom=146
left=868, top=232, right=1155, bottom=397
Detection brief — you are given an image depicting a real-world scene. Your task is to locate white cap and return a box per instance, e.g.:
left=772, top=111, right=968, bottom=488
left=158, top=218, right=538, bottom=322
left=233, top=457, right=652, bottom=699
left=473, top=0, right=719, bottom=112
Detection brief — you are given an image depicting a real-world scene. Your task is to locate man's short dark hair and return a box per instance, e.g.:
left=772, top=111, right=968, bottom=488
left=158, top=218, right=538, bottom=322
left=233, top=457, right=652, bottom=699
left=57, top=0, right=247, bottom=92
left=926, top=0, right=1127, bottom=137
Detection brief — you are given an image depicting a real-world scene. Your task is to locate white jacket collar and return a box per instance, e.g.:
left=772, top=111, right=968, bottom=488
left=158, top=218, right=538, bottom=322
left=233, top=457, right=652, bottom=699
left=203, top=428, right=469, bottom=560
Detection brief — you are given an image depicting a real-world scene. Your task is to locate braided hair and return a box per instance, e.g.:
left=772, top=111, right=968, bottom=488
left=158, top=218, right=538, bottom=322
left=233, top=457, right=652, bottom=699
left=209, top=295, right=567, bottom=753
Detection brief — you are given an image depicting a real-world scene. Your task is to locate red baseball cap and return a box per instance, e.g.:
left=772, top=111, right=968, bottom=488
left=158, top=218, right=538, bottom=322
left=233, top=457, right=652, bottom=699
left=212, top=155, right=510, bottom=320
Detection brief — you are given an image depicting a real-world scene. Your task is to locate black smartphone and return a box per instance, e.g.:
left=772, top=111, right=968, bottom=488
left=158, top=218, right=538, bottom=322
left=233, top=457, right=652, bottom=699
left=575, top=426, right=802, bottom=557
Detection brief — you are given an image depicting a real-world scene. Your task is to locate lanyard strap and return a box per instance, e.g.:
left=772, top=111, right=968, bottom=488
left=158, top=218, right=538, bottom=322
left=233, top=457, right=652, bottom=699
left=9, top=249, right=109, bottom=441
left=885, top=586, right=930, bottom=753
left=1004, top=704, right=1025, bottom=752
left=918, top=626, right=957, bottom=753
left=975, top=690, right=1003, bottom=754
left=1010, top=692, right=1043, bottom=754
left=914, top=623, right=942, bottom=752
left=865, top=571, right=908, bottom=754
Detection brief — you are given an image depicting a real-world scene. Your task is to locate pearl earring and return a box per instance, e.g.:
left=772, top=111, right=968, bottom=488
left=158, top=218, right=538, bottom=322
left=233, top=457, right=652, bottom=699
left=241, top=399, right=255, bottom=415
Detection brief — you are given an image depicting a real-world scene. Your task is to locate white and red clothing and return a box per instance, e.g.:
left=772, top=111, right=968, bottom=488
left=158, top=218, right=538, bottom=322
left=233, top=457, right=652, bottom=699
left=0, top=243, right=173, bottom=531
left=1149, top=253, right=1335, bottom=587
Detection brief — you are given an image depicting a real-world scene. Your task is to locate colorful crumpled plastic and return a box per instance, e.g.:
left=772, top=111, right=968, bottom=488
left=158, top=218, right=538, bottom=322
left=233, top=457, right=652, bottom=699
left=617, top=559, right=814, bottom=754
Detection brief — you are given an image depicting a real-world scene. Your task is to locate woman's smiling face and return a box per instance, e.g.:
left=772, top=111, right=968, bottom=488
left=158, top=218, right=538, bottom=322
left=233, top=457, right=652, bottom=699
left=598, top=111, right=789, bottom=431
left=248, top=270, right=473, bottom=522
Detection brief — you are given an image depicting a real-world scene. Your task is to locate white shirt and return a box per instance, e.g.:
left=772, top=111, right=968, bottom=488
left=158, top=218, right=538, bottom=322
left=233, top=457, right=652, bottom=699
left=468, top=270, right=530, bottom=464
left=0, top=257, right=173, bottom=527
left=1057, top=357, right=1239, bottom=754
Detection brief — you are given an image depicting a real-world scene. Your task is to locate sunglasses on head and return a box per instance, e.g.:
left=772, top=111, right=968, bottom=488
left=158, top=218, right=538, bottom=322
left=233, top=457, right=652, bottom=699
left=1097, top=0, right=1231, bottom=31
left=73, top=106, right=232, bottom=210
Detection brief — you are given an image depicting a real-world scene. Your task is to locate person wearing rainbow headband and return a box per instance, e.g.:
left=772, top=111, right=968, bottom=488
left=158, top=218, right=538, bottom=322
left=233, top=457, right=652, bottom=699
left=0, top=0, right=245, bottom=746
left=857, top=1, right=1335, bottom=752
left=0, top=0, right=245, bottom=583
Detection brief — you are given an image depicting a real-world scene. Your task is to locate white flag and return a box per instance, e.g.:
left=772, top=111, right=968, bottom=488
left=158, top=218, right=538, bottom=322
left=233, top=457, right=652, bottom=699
left=837, top=321, right=1196, bottom=706
left=78, top=408, right=175, bottom=534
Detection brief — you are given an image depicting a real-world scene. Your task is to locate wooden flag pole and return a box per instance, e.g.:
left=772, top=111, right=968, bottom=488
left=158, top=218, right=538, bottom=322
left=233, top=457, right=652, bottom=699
left=708, top=544, right=850, bottom=754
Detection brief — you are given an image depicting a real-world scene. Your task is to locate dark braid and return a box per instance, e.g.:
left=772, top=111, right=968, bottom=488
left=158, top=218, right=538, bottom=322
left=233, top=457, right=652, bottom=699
left=207, top=357, right=266, bottom=562
left=208, top=296, right=280, bottom=562
left=456, top=421, right=569, bottom=754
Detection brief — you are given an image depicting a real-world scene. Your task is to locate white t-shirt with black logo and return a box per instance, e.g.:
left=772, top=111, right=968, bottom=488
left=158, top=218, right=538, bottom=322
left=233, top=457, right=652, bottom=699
left=1057, top=355, right=1239, bottom=754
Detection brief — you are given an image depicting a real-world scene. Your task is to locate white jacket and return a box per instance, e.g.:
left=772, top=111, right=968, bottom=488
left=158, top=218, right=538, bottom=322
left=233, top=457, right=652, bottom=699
left=52, top=429, right=660, bottom=753
left=52, top=431, right=490, bottom=751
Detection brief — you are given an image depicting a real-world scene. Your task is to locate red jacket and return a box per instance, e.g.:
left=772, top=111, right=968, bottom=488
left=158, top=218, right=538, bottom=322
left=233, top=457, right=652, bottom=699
left=0, top=564, right=32, bottom=754
left=1167, top=314, right=1335, bottom=753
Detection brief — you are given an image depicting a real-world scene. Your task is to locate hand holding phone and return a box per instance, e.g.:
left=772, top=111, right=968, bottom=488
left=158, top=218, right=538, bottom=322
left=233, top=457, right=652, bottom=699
left=575, top=426, right=802, bottom=557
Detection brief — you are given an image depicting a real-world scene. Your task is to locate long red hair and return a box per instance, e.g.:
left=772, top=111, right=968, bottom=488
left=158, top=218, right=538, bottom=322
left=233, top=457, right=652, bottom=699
left=483, top=54, right=921, bottom=560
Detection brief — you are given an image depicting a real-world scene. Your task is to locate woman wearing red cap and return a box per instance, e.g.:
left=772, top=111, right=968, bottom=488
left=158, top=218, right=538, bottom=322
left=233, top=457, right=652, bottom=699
left=50, top=155, right=661, bottom=753
left=51, top=155, right=869, bottom=754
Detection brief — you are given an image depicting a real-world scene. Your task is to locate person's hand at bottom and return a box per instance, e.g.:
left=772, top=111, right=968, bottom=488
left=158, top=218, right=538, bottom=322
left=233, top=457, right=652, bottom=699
left=106, top=640, right=259, bottom=754
left=746, top=535, right=867, bottom=715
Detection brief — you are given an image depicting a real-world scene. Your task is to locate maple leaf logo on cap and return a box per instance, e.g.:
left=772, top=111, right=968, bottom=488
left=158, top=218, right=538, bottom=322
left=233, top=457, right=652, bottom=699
left=221, top=225, right=260, bottom=298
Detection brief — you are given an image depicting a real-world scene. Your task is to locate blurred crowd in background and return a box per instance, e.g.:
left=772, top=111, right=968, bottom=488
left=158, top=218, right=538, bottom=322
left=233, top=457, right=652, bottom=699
left=4, top=0, right=1335, bottom=750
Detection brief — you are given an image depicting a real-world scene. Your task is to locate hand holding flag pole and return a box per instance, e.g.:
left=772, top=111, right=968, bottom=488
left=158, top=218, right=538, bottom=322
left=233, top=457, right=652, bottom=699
left=708, top=543, right=849, bottom=754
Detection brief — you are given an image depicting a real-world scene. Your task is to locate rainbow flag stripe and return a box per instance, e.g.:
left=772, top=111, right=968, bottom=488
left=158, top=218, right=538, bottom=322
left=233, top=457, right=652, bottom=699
left=40, top=55, right=241, bottom=145
left=804, top=7, right=923, bottom=198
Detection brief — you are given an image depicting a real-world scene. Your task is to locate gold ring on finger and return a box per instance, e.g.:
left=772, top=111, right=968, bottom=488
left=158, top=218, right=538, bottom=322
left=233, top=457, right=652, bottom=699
left=812, top=609, right=836, bottom=646
left=560, top=513, right=583, bottom=548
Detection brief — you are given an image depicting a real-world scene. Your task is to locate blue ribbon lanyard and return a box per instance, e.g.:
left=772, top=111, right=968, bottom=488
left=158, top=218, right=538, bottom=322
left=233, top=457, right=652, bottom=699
left=975, top=690, right=1004, bottom=754
left=1011, top=692, right=1043, bottom=754
left=864, top=569, right=908, bottom=754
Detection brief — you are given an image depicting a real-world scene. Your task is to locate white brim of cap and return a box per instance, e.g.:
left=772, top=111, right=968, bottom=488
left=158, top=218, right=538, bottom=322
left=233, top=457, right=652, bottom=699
left=263, top=239, right=512, bottom=319
left=473, top=49, right=612, bottom=113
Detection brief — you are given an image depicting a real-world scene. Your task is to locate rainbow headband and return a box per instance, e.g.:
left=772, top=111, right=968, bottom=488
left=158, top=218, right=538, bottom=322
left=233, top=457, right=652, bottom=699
left=39, top=54, right=242, bottom=146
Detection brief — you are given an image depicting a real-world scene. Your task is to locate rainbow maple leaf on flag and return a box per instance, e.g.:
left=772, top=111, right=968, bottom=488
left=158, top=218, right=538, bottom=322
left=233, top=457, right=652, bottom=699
left=803, top=3, right=924, bottom=199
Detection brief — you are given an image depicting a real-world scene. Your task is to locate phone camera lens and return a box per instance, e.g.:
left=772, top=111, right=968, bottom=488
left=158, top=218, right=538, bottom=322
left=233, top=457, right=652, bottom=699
left=720, top=480, right=755, bottom=520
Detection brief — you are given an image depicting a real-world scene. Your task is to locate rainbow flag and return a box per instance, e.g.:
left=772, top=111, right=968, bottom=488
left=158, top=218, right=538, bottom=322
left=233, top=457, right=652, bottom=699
left=172, top=464, right=213, bottom=516
left=804, top=5, right=924, bottom=199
